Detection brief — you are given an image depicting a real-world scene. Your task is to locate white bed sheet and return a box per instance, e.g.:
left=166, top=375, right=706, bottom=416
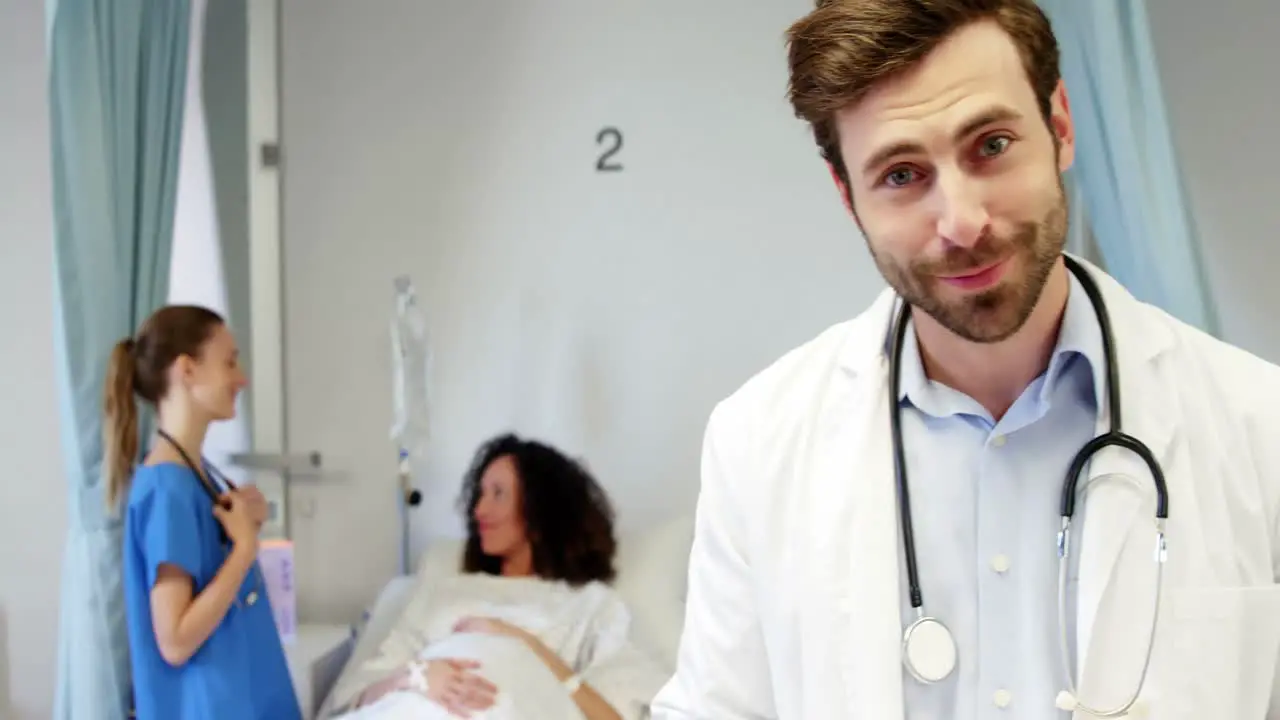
left=315, top=576, right=418, bottom=719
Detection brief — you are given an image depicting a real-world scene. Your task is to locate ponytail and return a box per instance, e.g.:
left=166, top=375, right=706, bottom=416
left=103, top=337, right=140, bottom=509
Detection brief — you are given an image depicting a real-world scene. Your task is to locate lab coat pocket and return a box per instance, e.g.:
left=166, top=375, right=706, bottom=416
left=1157, top=585, right=1280, bottom=719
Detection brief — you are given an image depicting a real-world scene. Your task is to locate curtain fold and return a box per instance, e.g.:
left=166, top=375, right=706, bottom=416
left=1040, top=0, right=1219, bottom=335
left=168, top=0, right=252, bottom=490
left=48, top=0, right=192, bottom=717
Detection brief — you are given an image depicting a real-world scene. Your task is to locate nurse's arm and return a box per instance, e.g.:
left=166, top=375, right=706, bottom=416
left=149, top=541, right=258, bottom=666
left=649, top=403, right=777, bottom=719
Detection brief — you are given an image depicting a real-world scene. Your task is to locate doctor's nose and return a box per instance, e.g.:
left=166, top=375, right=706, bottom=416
left=934, top=174, right=990, bottom=248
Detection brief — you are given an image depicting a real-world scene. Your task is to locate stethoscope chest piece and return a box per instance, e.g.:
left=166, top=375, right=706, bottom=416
left=903, top=615, right=958, bottom=684
left=886, top=257, right=1168, bottom=715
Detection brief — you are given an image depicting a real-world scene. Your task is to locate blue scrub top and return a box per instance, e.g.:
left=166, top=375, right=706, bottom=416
left=123, top=463, right=302, bottom=720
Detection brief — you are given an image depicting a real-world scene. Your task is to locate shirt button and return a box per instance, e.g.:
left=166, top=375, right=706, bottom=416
left=993, top=689, right=1012, bottom=708
left=991, top=434, right=1007, bottom=447
left=990, top=554, right=1011, bottom=574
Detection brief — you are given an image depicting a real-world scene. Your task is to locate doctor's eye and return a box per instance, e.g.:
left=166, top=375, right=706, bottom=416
left=976, top=134, right=1012, bottom=159
left=882, top=166, right=922, bottom=189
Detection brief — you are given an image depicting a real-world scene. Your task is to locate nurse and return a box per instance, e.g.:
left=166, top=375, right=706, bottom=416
left=104, top=305, right=302, bottom=720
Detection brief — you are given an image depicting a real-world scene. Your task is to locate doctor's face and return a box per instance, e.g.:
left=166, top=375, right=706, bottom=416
left=833, top=21, right=1074, bottom=343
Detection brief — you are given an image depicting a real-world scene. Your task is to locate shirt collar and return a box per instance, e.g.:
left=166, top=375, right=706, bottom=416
left=895, top=272, right=1107, bottom=416
left=1041, top=271, right=1107, bottom=410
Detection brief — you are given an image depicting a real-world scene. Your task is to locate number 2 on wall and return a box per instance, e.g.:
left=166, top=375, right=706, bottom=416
left=596, top=127, right=623, bottom=172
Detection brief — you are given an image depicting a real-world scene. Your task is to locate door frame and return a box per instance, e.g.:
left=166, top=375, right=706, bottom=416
left=246, top=0, right=289, bottom=539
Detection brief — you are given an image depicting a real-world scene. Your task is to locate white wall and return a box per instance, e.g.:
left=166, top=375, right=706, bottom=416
left=276, top=0, right=876, bottom=621
left=272, top=0, right=1280, bottom=623
left=0, top=1, right=66, bottom=718
left=1146, top=0, right=1280, bottom=362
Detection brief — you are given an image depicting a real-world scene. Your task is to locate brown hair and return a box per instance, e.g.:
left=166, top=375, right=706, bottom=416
left=457, top=433, right=617, bottom=585
left=786, top=0, right=1060, bottom=187
left=103, top=305, right=225, bottom=509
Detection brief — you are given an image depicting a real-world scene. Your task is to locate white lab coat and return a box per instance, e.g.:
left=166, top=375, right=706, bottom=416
left=651, top=261, right=1280, bottom=719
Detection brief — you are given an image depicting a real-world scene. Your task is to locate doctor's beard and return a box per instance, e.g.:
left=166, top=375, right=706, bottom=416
left=869, top=185, right=1069, bottom=344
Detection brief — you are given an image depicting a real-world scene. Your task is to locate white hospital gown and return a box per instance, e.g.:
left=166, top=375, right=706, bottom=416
left=328, top=573, right=645, bottom=720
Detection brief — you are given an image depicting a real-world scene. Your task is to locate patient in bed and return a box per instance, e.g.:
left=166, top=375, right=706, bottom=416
left=327, top=434, right=665, bottom=720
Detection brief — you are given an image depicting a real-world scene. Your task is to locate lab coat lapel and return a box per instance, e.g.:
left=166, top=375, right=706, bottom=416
left=1071, top=268, right=1177, bottom=718
left=814, top=290, right=905, bottom=719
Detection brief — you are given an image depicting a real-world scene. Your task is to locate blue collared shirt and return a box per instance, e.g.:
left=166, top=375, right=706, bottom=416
left=898, top=273, right=1105, bottom=719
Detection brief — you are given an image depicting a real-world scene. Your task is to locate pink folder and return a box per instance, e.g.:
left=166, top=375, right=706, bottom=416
left=258, top=539, right=297, bottom=644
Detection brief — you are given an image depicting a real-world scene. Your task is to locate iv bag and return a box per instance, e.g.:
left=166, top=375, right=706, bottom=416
left=390, top=275, right=433, bottom=456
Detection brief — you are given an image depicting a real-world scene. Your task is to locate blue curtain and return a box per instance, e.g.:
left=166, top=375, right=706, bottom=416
left=48, top=1, right=191, bottom=717
left=1040, top=0, right=1219, bottom=335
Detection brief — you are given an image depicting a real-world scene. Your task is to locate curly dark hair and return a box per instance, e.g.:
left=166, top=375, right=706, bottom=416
left=456, top=433, right=617, bottom=585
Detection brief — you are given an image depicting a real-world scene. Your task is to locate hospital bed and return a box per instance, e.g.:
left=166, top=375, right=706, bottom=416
left=313, top=515, right=694, bottom=718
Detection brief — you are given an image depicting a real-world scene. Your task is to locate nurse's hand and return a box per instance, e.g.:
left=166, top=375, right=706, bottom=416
left=422, top=659, right=497, bottom=718
left=213, top=493, right=260, bottom=550
left=235, top=486, right=270, bottom=527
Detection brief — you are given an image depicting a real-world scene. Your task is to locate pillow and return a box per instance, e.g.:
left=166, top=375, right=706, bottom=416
left=415, top=536, right=466, bottom=580
left=611, top=515, right=695, bottom=672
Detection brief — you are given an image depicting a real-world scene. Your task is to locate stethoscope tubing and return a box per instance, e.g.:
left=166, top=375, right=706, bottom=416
left=887, top=256, right=1169, bottom=717
left=155, top=428, right=240, bottom=544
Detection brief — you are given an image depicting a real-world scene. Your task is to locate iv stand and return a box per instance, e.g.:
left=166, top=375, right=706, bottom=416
left=397, top=448, right=423, bottom=575
left=390, top=274, right=429, bottom=576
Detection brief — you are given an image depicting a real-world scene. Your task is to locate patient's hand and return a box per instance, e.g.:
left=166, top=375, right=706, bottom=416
left=423, top=659, right=498, bottom=718
left=355, top=658, right=496, bottom=717
left=454, top=617, right=571, bottom=684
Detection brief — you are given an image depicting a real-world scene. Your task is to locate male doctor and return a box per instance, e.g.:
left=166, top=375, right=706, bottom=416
left=650, top=1, right=1280, bottom=718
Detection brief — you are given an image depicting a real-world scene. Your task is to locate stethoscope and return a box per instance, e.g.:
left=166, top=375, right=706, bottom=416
left=155, top=428, right=263, bottom=608
left=888, top=255, right=1168, bottom=717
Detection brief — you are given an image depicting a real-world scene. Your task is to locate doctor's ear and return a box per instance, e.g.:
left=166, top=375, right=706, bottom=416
left=1048, top=80, right=1076, bottom=173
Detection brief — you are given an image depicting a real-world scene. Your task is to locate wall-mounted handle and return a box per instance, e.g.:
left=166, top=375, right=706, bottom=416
left=229, top=451, right=323, bottom=476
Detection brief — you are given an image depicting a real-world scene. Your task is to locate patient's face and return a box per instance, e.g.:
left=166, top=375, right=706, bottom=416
left=473, top=455, right=530, bottom=559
